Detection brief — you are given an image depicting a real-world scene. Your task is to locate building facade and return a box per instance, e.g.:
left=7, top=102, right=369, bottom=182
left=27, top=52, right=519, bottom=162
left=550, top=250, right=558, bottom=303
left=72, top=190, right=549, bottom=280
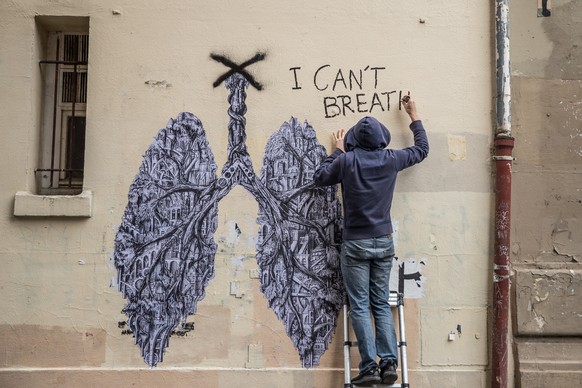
left=0, top=0, right=580, bottom=387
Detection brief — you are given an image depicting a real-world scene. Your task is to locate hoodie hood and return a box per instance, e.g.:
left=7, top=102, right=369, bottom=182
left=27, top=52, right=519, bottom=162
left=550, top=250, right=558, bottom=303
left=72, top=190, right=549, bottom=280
left=344, top=116, right=391, bottom=151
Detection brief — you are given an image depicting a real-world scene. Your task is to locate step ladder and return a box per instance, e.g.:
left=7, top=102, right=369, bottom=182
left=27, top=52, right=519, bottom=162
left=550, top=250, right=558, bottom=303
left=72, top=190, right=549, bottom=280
left=343, top=291, right=409, bottom=388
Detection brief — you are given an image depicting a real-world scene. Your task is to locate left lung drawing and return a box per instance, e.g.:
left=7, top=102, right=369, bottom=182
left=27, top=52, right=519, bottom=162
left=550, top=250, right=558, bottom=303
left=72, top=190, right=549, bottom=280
left=114, top=73, right=344, bottom=368
left=114, top=112, right=220, bottom=367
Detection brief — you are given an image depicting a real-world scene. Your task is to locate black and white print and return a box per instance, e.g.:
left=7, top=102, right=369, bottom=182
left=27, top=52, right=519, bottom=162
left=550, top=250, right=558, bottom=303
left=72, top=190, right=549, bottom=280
left=114, top=66, right=343, bottom=367
left=257, top=117, right=343, bottom=367
left=114, top=112, right=220, bottom=367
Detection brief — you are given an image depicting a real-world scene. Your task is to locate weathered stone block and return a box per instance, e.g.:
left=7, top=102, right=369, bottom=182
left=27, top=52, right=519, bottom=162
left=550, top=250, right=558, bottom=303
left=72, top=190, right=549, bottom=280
left=515, top=269, right=582, bottom=335
left=420, top=307, right=488, bottom=366
left=516, top=339, right=582, bottom=388
left=13, top=191, right=92, bottom=217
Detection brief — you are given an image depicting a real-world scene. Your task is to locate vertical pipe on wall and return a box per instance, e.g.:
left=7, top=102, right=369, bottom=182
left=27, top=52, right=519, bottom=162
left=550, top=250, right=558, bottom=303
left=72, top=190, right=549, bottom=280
left=495, top=0, right=512, bottom=138
left=493, top=0, right=514, bottom=387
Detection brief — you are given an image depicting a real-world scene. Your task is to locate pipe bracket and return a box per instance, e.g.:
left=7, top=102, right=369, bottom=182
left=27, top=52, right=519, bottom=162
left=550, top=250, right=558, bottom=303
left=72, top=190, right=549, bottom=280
left=492, top=155, right=514, bottom=161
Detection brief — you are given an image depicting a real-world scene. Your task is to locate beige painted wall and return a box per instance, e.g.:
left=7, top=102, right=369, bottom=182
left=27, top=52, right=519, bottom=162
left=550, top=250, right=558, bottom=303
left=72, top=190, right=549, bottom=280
left=0, top=1, right=493, bottom=386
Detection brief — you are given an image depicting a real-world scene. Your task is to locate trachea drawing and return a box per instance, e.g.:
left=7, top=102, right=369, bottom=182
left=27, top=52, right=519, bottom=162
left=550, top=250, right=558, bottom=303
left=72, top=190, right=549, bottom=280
left=114, top=53, right=344, bottom=368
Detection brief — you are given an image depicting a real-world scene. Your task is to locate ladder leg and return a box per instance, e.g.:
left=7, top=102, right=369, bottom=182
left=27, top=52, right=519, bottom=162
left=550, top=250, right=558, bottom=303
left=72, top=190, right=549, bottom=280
left=343, top=304, right=354, bottom=388
left=397, top=296, right=409, bottom=387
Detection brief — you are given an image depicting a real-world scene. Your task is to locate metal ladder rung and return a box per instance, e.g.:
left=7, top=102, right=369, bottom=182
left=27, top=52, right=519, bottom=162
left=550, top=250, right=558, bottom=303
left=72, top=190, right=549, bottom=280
left=387, top=293, right=399, bottom=307
left=344, top=385, right=408, bottom=388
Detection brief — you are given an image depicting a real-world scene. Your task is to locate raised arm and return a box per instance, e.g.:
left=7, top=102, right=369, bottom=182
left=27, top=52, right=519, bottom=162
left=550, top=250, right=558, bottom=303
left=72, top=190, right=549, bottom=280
left=313, top=129, right=346, bottom=186
left=402, top=95, right=421, bottom=123
left=394, top=97, right=429, bottom=170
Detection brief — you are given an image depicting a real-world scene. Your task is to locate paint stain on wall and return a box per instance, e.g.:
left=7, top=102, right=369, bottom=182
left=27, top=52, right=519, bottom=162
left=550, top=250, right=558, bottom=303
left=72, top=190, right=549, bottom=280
left=542, top=2, right=582, bottom=79
left=447, top=134, right=467, bottom=161
left=145, top=80, right=172, bottom=88
left=551, top=219, right=581, bottom=262
left=0, top=325, right=106, bottom=367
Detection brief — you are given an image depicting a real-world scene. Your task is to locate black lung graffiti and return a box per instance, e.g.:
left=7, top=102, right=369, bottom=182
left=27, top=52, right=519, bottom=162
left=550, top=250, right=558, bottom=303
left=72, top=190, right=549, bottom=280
left=257, top=117, right=343, bottom=367
left=114, top=55, right=343, bottom=368
left=114, top=112, right=220, bottom=367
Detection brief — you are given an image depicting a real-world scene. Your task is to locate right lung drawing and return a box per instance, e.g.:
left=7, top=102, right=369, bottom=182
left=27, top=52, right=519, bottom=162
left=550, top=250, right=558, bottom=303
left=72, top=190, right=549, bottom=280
left=257, top=118, right=343, bottom=367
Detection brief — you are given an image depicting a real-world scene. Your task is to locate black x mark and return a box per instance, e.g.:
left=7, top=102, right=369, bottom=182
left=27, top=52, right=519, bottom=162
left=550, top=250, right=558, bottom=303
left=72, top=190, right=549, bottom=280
left=211, top=52, right=266, bottom=90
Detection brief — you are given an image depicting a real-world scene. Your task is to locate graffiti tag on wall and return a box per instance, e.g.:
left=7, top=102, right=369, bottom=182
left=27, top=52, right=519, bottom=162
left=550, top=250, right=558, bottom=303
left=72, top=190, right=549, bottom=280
left=289, top=65, right=409, bottom=118
left=391, top=257, right=426, bottom=299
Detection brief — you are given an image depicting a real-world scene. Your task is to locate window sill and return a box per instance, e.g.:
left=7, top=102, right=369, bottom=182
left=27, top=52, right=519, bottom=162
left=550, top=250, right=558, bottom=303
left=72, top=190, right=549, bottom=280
left=14, top=190, right=93, bottom=217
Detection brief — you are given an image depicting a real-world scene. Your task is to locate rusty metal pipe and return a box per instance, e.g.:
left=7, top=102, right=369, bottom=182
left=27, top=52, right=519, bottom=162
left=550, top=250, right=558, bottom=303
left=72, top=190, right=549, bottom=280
left=492, top=138, right=514, bottom=388
left=492, top=0, right=514, bottom=387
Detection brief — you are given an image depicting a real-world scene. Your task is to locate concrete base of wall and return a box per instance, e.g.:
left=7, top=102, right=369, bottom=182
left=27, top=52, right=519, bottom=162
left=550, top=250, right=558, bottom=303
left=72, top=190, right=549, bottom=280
left=518, top=372, right=582, bottom=388
left=0, top=368, right=487, bottom=388
left=516, top=339, right=582, bottom=388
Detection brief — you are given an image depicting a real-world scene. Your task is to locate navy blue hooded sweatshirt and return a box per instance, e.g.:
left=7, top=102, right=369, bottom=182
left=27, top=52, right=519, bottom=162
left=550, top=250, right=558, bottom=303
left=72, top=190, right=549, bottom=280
left=313, top=116, right=429, bottom=240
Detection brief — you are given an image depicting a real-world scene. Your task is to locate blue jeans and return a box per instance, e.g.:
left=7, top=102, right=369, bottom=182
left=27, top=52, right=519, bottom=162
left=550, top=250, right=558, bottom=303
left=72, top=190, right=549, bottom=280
left=341, top=235, right=398, bottom=372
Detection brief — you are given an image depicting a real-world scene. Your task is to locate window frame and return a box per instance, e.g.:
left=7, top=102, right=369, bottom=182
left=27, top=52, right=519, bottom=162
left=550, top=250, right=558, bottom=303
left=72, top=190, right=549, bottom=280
left=37, top=28, right=89, bottom=195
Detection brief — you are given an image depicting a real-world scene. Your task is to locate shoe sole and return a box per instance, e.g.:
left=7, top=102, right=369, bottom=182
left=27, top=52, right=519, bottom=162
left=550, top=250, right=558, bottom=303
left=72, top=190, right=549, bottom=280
left=382, top=374, right=398, bottom=385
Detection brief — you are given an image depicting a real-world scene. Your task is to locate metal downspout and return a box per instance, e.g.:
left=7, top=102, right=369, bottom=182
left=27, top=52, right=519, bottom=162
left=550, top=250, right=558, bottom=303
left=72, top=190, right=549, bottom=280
left=493, top=0, right=514, bottom=387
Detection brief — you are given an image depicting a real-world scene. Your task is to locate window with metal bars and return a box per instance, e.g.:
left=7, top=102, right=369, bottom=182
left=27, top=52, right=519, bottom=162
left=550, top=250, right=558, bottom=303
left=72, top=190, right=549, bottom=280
left=37, top=31, right=89, bottom=195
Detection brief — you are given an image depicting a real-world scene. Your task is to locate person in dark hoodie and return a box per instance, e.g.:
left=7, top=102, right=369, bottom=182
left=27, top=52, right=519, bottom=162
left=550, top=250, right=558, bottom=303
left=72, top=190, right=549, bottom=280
left=313, top=97, right=428, bottom=386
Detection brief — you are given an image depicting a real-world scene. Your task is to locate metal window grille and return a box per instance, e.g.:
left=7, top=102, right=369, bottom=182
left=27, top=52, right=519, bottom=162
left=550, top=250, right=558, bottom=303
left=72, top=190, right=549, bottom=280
left=36, top=32, right=88, bottom=195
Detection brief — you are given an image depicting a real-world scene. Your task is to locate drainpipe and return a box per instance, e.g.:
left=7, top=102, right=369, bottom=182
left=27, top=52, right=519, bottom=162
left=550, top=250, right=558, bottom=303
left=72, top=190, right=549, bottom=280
left=492, top=0, right=514, bottom=387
